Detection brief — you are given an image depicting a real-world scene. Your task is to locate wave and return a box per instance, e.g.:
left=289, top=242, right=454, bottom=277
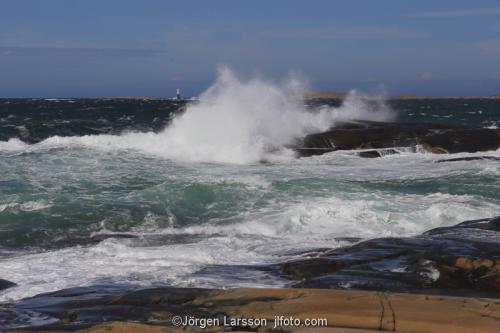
left=0, top=138, right=29, bottom=151
left=0, top=67, right=395, bottom=164
left=2, top=189, right=497, bottom=302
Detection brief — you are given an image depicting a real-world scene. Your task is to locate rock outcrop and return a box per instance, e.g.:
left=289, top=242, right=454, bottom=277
left=295, top=121, right=500, bottom=157
left=281, top=216, right=500, bottom=295
left=3, top=287, right=500, bottom=332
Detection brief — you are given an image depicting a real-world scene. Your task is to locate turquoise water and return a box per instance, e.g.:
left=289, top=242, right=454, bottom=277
left=0, top=85, right=499, bottom=301
left=1, top=141, right=498, bottom=301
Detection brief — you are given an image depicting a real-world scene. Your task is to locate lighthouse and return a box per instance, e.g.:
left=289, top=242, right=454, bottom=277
left=176, top=88, right=181, bottom=101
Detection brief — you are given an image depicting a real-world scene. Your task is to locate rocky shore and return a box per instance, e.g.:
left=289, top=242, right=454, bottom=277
left=3, top=287, right=500, bottom=332
left=2, top=216, right=500, bottom=332
left=281, top=216, right=500, bottom=295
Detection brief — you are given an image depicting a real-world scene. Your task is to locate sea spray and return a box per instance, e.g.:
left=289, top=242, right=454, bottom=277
left=8, top=67, right=395, bottom=163
left=138, top=67, right=395, bottom=163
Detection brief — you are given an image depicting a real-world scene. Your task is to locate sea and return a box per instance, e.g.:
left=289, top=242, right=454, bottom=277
left=1, top=70, right=499, bottom=302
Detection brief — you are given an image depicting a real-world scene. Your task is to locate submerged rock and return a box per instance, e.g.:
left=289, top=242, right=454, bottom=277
left=296, top=121, right=500, bottom=157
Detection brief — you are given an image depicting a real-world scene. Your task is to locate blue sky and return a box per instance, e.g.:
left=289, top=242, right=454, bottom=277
left=1, top=0, right=500, bottom=97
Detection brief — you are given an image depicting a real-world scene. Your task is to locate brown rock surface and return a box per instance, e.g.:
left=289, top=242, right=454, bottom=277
left=6, top=288, right=500, bottom=333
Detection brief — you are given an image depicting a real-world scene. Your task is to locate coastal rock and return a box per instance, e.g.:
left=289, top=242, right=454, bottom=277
left=424, top=215, right=500, bottom=233
left=357, top=149, right=400, bottom=158
left=296, top=121, right=500, bottom=157
left=357, top=150, right=382, bottom=158
left=281, top=216, right=500, bottom=295
left=0, top=279, right=16, bottom=291
left=436, top=156, right=500, bottom=163
left=3, top=287, right=500, bottom=332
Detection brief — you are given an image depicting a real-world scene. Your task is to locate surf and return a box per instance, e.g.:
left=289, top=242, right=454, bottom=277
left=10, top=67, right=395, bottom=164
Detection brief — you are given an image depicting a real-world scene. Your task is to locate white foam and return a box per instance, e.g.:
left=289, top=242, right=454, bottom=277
left=0, top=138, right=29, bottom=152
left=1, top=188, right=496, bottom=302
left=173, top=191, right=499, bottom=239
left=19, top=201, right=53, bottom=212
left=9, top=67, right=394, bottom=164
left=0, top=234, right=289, bottom=302
left=1, top=147, right=499, bottom=302
left=0, top=201, right=52, bottom=213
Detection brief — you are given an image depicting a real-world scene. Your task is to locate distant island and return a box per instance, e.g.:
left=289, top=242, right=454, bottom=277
left=306, top=91, right=500, bottom=100
left=95, top=96, right=154, bottom=100
left=50, top=93, right=500, bottom=100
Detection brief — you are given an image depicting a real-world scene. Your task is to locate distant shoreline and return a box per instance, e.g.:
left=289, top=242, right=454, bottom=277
left=305, top=91, right=500, bottom=100
left=1, top=94, right=500, bottom=100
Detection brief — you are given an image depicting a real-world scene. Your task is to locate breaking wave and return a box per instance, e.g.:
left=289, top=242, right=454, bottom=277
left=26, top=67, right=395, bottom=164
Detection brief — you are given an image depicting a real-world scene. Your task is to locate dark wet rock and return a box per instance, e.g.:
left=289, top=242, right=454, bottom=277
left=436, top=156, right=500, bottom=163
left=425, top=216, right=500, bottom=234
left=357, top=150, right=387, bottom=158
left=281, top=216, right=500, bottom=296
left=0, top=279, right=16, bottom=291
left=296, top=121, right=500, bottom=157
left=3, top=286, right=214, bottom=330
left=357, top=148, right=400, bottom=158
left=358, top=150, right=383, bottom=158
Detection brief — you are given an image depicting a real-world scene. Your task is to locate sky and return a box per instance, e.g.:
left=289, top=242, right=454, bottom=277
left=1, top=0, right=500, bottom=97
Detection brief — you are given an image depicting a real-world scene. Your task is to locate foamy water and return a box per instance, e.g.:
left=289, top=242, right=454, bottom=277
left=26, top=67, right=395, bottom=164
left=0, top=69, right=499, bottom=302
left=1, top=146, right=498, bottom=302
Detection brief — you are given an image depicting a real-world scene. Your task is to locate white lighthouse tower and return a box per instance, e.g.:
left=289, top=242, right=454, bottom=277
left=176, top=88, right=181, bottom=101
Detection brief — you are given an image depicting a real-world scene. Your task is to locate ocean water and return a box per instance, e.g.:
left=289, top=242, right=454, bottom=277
left=0, top=70, right=499, bottom=302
